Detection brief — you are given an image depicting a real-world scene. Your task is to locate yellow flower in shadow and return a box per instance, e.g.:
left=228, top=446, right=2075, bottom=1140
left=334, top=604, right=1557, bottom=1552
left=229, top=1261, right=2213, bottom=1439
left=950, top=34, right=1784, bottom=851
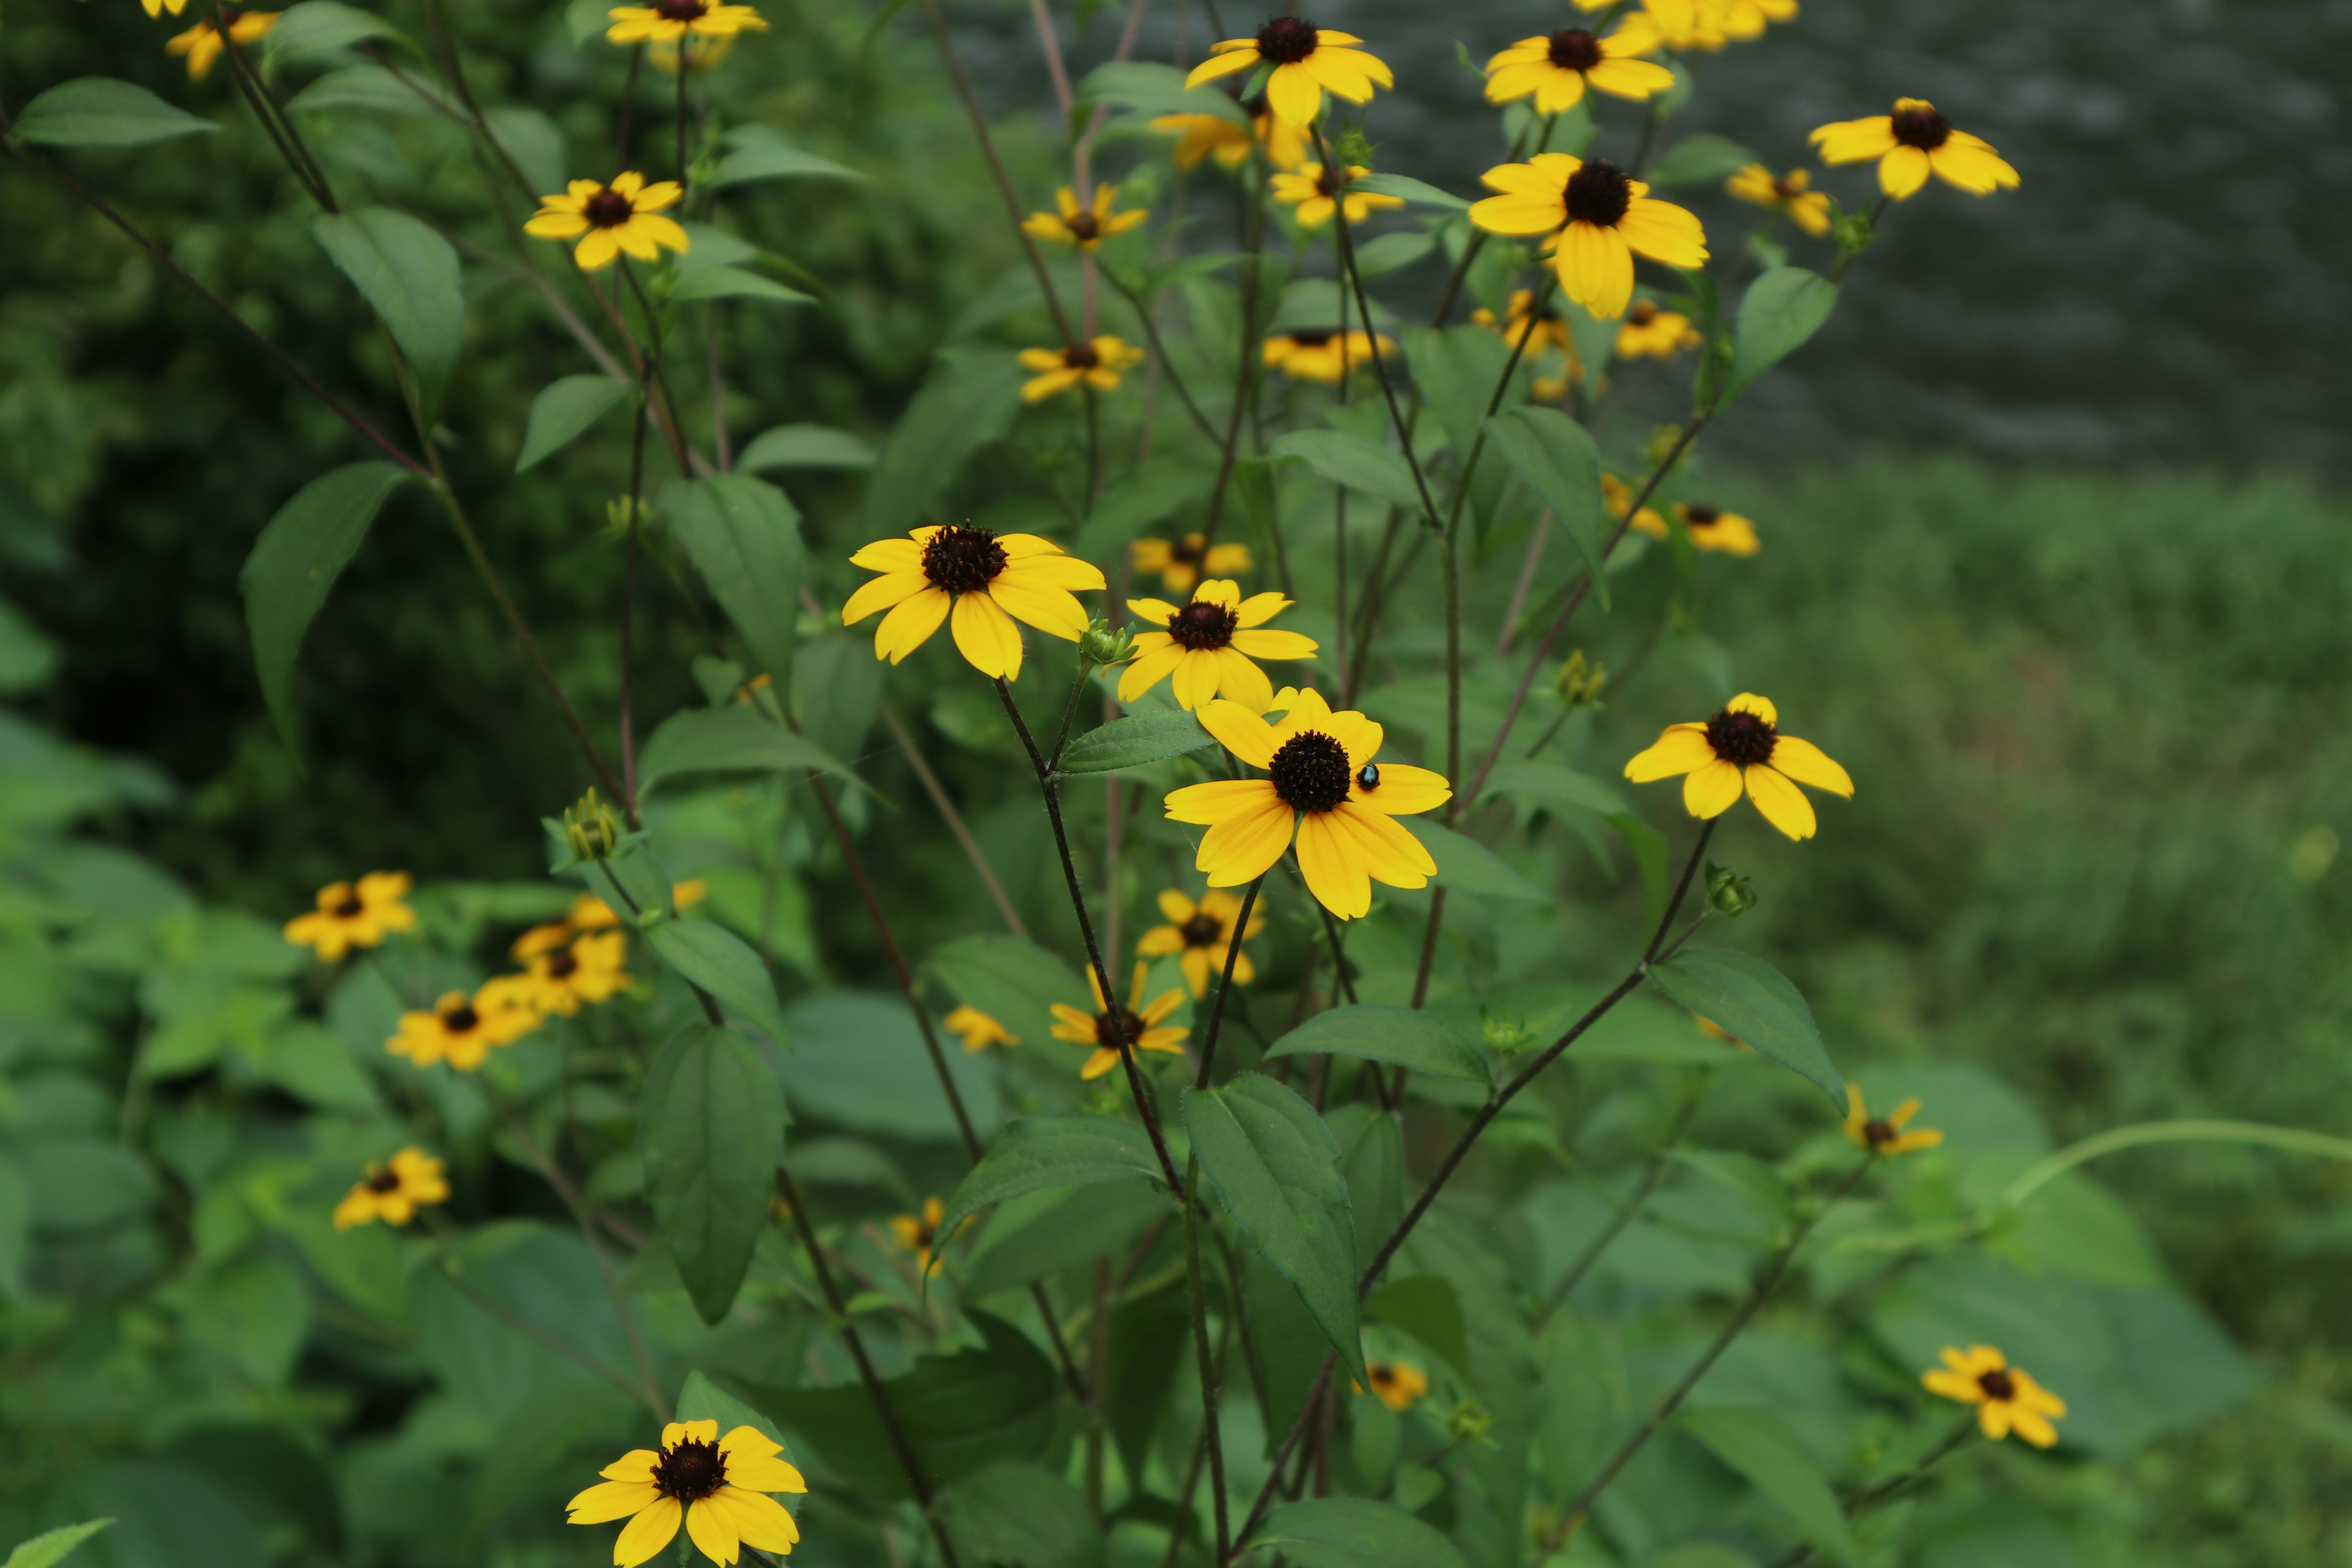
left=1050, top=962, right=1188, bottom=1080
left=1137, top=888, right=1267, bottom=999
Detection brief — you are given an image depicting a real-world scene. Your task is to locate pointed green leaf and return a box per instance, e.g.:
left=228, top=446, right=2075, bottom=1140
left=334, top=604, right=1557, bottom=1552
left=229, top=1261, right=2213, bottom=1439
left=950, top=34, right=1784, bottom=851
left=1682, top=1408, right=1857, bottom=1564
left=667, top=266, right=815, bottom=306
left=1270, top=429, right=1425, bottom=513
left=312, top=206, right=463, bottom=412
left=709, top=132, right=867, bottom=187
left=1265, top=1004, right=1490, bottom=1083
left=646, top=921, right=788, bottom=1045
left=643, top=1025, right=786, bottom=1323
left=659, top=475, right=803, bottom=691
left=1647, top=948, right=1841, bottom=1102
left=1057, top=710, right=1216, bottom=774
left=737, top=424, right=875, bottom=472
left=515, top=374, right=632, bottom=472
left=263, top=2, right=414, bottom=64
left=1724, top=267, right=1838, bottom=404
left=636, top=706, right=846, bottom=795
left=1248, top=1499, right=1469, bottom=1568
left=239, top=462, right=411, bottom=756
left=934, top=1115, right=1171, bottom=1256
left=1399, top=817, right=1550, bottom=903
left=2, top=1521, right=113, bottom=1568
left=1481, top=405, right=1609, bottom=593
left=13, top=79, right=216, bottom=146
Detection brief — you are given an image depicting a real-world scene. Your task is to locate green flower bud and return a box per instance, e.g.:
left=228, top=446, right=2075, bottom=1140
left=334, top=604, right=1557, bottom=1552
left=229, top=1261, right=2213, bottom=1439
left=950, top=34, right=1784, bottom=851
left=1446, top=1400, right=1494, bottom=1446
left=564, top=788, right=624, bottom=862
left=1831, top=203, right=1877, bottom=260
left=1332, top=128, right=1376, bottom=169
left=1705, top=860, right=1757, bottom=918
left=1079, top=617, right=1136, bottom=667
left=1554, top=649, right=1607, bottom=707
left=606, top=494, right=654, bottom=536
left=1480, top=1010, right=1531, bottom=1055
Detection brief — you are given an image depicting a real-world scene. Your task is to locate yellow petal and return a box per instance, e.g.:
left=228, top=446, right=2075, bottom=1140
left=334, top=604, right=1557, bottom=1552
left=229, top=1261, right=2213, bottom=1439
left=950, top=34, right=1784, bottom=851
left=951, top=590, right=1024, bottom=680
left=1682, top=759, right=1743, bottom=818
left=1196, top=699, right=1280, bottom=769
left=1194, top=796, right=1297, bottom=886
left=684, top=1495, right=741, bottom=1565
left=1294, top=810, right=1370, bottom=918
left=568, top=1480, right=663, bottom=1525
left=1165, top=778, right=1280, bottom=826
left=873, top=585, right=951, bottom=663
left=1744, top=765, right=1818, bottom=840
left=613, top=1496, right=682, bottom=1567
left=1726, top=692, right=1777, bottom=723
left=1265, top=60, right=1323, bottom=124
left=1879, top=144, right=1931, bottom=199
left=1624, top=723, right=1714, bottom=782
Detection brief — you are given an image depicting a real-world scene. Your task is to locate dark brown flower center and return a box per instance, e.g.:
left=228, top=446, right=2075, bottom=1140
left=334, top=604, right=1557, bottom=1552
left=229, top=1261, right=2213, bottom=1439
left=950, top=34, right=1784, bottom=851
left=921, top=524, right=1009, bottom=594
left=546, top=951, right=580, bottom=979
left=1064, top=342, right=1102, bottom=369
left=1547, top=29, right=1603, bottom=71
left=442, top=1004, right=482, bottom=1035
left=1684, top=503, right=1721, bottom=526
left=1315, top=165, right=1346, bottom=197
left=333, top=894, right=367, bottom=918
left=1862, top=1117, right=1895, bottom=1147
left=365, top=1166, right=403, bottom=1193
left=653, top=1439, right=727, bottom=1501
left=1287, top=328, right=1336, bottom=347
left=1703, top=708, right=1776, bottom=768
left=1093, top=1006, right=1149, bottom=1047
left=1563, top=159, right=1633, bottom=227
left=1772, top=175, right=1803, bottom=198
left=1168, top=600, right=1238, bottom=651
left=1179, top=913, right=1224, bottom=948
left=1256, top=15, right=1319, bottom=64
left=1171, top=535, right=1207, bottom=565
left=1890, top=104, right=1952, bottom=151
left=1978, top=1368, right=2016, bottom=1402
left=584, top=189, right=637, bottom=228
left=217, top=5, right=243, bottom=23
left=654, top=0, right=708, bottom=20
left=1370, top=1363, right=1397, bottom=1386
left=1268, top=730, right=1352, bottom=813
left=1627, top=299, right=1659, bottom=325
left=1066, top=210, right=1101, bottom=241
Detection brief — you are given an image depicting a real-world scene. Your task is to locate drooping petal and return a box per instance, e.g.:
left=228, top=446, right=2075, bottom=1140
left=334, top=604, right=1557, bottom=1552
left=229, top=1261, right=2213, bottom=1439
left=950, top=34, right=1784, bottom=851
left=1744, top=765, right=1819, bottom=840
left=684, top=1496, right=741, bottom=1565
left=1183, top=49, right=1259, bottom=87
left=1294, top=810, right=1371, bottom=918
left=1929, top=139, right=2019, bottom=194
left=1617, top=198, right=1708, bottom=268
left=842, top=570, right=928, bottom=625
left=951, top=590, right=1025, bottom=679
left=1215, top=648, right=1275, bottom=713
left=1682, top=759, right=1744, bottom=818
left=986, top=577, right=1091, bottom=641
left=612, top=1496, right=683, bottom=1568
left=1332, top=802, right=1436, bottom=885
left=1172, top=649, right=1223, bottom=710
left=872, top=586, right=951, bottom=663
left=1878, top=144, right=1932, bottom=199
left=1624, top=723, right=1715, bottom=781
left=567, top=1480, right=663, bottom=1525
left=1808, top=115, right=1897, bottom=163
left=1117, top=641, right=1189, bottom=703
left=715, top=1488, right=802, bottom=1550
left=1194, top=797, right=1298, bottom=885
left=1560, top=221, right=1635, bottom=319
left=1264, top=60, right=1324, bottom=124
left=1196, top=699, right=1280, bottom=768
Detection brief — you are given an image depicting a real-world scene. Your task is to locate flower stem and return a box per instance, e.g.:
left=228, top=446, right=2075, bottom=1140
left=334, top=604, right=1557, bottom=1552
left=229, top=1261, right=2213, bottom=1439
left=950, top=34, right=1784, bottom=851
left=1191, top=876, right=1262, bottom=1090
left=1182, top=1150, right=1232, bottom=1559
left=1102, top=266, right=1221, bottom=447
left=1761, top=1416, right=1980, bottom=1568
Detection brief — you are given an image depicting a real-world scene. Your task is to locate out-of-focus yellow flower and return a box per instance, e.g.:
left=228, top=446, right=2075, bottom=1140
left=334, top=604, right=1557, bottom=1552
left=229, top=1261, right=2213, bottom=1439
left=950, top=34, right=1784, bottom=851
left=1843, top=1084, right=1944, bottom=1156
left=1672, top=501, right=1760, bottom=556
left=605, top=0, right=766, bottom=45
left=1724, top=164, right=1832, bottom=236
left=1616, top=298, right=1702, bottom=360
left=1022, top=184, right=1148, bottom=251
left=525, top=173, right=688, bottom=271
left=1360, top=1360, right=1429, bottom=1412
left=1137, top=888, right=1267, bottom=1000
left=1133, top=533, right=1253, bottom=595
left=1018, top=336, right=1146, bottom=403
left=1183, top=18, right=1391, bottom=127
left=1472, top=288, right=1574, bottom=357
left=333, top=1148, right=449, bottom=1229
left=165, top=8, right=279, bottom=80
left=1270, top=162, right=1404, bottom=229
left=285, top=872, right=415, bottom=961
left=513, top=930, right=633, bottom=1016
left=386, top=981, right=544, bottom=1071
left=1483, top=19, right=1672, bottom=115
left=1810, top=99, right=2019, bottom=200
left=944, top=1006, right=1017, bottom=1053
left=1923, top=1346, right=2066, bottom=1447
left=1263, top=330, right=1395, bottom=383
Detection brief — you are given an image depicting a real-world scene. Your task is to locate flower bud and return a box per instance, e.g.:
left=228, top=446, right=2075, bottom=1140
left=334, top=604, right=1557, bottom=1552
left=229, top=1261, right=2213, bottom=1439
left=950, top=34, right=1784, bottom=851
left=1446, top=1400, right=1494, bottom=1446
left=564, top=788, right=624, bottom=862
left=1645, top=424, right=1688, bottom=470
left=1553, top=649, right=1607, bottom=707
left=606, top=495, right=654, bottom=536
left=1480, top=1010, right=1532, bottom=1055
left=1705, top=860, right=1757, bottom=918
left=1831, top=204, right=1877, bottom=260
left=1079, top=617, right=1136, bottom=667
left=1332, top=128, right=1376, bottom=169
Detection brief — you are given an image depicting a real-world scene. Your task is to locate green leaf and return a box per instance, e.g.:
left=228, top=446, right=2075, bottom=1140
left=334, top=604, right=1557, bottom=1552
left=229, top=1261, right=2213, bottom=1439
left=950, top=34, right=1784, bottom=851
left=484, top=106, right=567, bottom=200
left=1398, top=817, right=1550, bottom=903
left=1647, top=948, right=1841, bottom=1103
left=659, top=475, right=804, bottom=690
left=935, top=1115, right=1170, bottom=1250
left=1681, top=1408, right=1856, bottom=1565
left=1481, top=406, right=1609, bottom=593
left=12, top=78, right=217, bottom=146
left=1248, top=1499, right=1469, bottom=1568
left=676, top=1370, right=799, bottom=1479
left=1185, top=1075, right=1365, bottom=1388
left=737, top=424, right=875, bottom=472
left=708, top=134, right=867, bottom=187
left=777, top=993, right=1000, bottom=1142
left=643, top=1025, right=786, bottom=1323
left=1105, top=1284, right=1191, bottom=1483
left=285, top=64, right=451, bottom=116
left=1349, top=173, right=1469, bottom=210
left=864, top=349, right=1027, bottom=535
left=1057, top=710, right=1216, bottom=775
left=1351, top=231, right=1436, bottom=280
left=1269, top=429, right=1425, bottom=514
left=1264, top=1004, right=1489, bottom=1084
left=668, top=266, right=815, bottom=306
left=2, top=1521, right=114, bottom=1568
left=1479, top=758, right=1626, bottom=816
left=1646, top=134, right=1757, bottom=188
left=239, top=462, right=411, bottom=756
left=946, top=1461, right=1103, bottom=1568
left=927, top=933, right=1087, bottom=1052
left=636, top=706, right=845, bottom=796
left=1363, top=1275, right=1468, bottom=1376
left=1401, top=325, right=1514, bottom=469
left=1723, top=267, right=1838, bottom=405
left=960, top=1182, right=1167, bottom=1298
left=564, top=0, right=609, bottom=46
left=1077, top=60, right=1250, bottom=124
left=514, top=374, right=631, bottom=472
left=1610, top=811, right=1669, bottom=935
left=263, top=2, right=412, bottom=64
left=646, top=921, right=788, bottom=1046
left=312, top=207, right=463, bottom=412
left=792, top=635, right=884, bottom=767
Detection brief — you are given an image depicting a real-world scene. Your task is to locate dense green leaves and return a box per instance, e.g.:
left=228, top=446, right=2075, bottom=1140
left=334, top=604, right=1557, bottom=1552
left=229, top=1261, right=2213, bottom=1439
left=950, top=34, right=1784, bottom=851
left=935, top=1115, right=1170, bottom=1250
left=12, top=79, right=216, bottom=146
left=1482, top=406, right=1610, bottom=590
left=1057, top=710, right=1216, bottom=774
left=660, top=475, right=804, bottom=690
left=1648, top=948, right=1842, bottom=1102
left=1265, top=1004, right=1490, bottom=1083
left=514, top=375, right=631, bottom=472
left=636, top=706, right=844, bottom=796
left=644, top=921, right=788, bottom=1046
left=945, top=1463, right=1102, bottom=1568
left=1270, top=429, right=1426, bottom=513
left=1401, top=326, right=1515, bottom=470
left=1248, top=1499, right=1469, bottom=1568
left=1724, top=267, right=1839, bottom=404
left=927, top=933, right=1087, bottom=1050
left=264, top=2, right=413, bottom=64
left=643, top=1025, right=786, bottom=1322
left=311, top=208, right=464, bottom=412
left=239, top=463, right=412, bottom=755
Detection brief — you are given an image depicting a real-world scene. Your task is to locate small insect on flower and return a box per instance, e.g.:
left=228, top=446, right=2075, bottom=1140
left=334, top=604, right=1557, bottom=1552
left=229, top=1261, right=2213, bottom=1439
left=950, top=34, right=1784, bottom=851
left=1724, top=164, right=1833, bottom=237
left=1019, top=336, right=1146, bottom=404
left=567, top=1419, right=805, bottom=1566
left=165, top=8, right=280, bottom=80
left=1843, top=1085, right=1944, bottom=1156
left=1269, top=162, right=1405, bottom=230
left=1262, top=329, right=1396, bottom=384
left=1810, top=99, right=2019, bottom=201
left=944, top=1006, right=1018, bottom=1053
left=1651, top=501, right=1760, bottom=556
left=1184, top=16, right=1393, bottom=127
left=333, top=1148, right=450, bottom=1230
left=1138, top=888, right=1268, bottom=999
left=1132, top=534, right=1253, bottom=595
left=1022, top=184, right=1149, bottom=251
left=889, top=1196, right=962, bottom=1271
left=1923, top=1346, right=2067, bottom=1447
left=1483, top=17, right=1673, bottom=115
left=386, top=980, right=544, bottom=1071
left=605, top=0, right=767, bottom=45
left=525, top=173, right=689, bottom=271
left=513, top=929, right=633, bottom=1016
left=843, top=524, right=1105, bottom=681
left=1469, top=154, right=1707, bottom=320
left=1623, top=693, right=1853, bottom=841
left=1615, top=298, right=1702, bottom=360
left=1051, top=962, right=1189, bottom=1080
left=284, top=871, right=416, bottom=960
left=1359, top=1359, right=1430, bottom=1412
left=1120, top=579, right=1318, bottom=713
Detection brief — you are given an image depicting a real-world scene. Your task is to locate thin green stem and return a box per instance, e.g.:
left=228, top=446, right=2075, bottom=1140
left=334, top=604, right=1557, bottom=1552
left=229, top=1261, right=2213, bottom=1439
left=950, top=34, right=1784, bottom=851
left=1103, top=266, right=1220, bottom=446
left=1182, top=1152, right=1232, bottom=1559
left=1191, top=876, right=1262, bottom=1089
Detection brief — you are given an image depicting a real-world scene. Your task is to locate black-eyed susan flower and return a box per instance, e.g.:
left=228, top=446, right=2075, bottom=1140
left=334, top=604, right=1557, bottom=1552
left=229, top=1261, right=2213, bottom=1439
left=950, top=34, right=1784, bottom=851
left=386, top=981, right=543, bottom=1071
left=605, top=0, right=766, bottom=45
left=567, top=1420, right=805, bottom=1567
left=1672, top=502, right=1759, bottom=555
left=284, top=871, right=415, bottom=960
left=1022, top=184, right=1148, bottom=251
left=1472, top=288, right=1574, bottom=357
left=1018, top=336, right=1145, bottom=404
left=843, top=524, right=1104, bottom=680
left=1923, top=1346, right=2067, bottom=1448
left=332, top=1148, right=449, bottom=1229
left=1262, top=329, right=1395, bottom=384
left=1270, top=162, right=1404, bottom=230
left=1120, top=580, right=1317, bottom=712
left=1139, top=888, right=1267, bottom=998
left=888, top=1196, right=962, bottom=1271
left=1623, top=693, right=1853, bottom=841
left=1152, top=88, right=1311, bottom=172
left=1639, top=0, right=1727, bottom=52
left=1133, top=534, right=1252, bottom=595
left=1810, top=99, right=2019, bottom=200
left=1483, top=19, right=1672, bottom=115
left=526, top=173, right=688, bottom=271
left=1724, top=164, right=1831, bottom=236
left=512, top=883, right=703, bottom=959
left=944, top=1005, right=1017, bottom=1053
left=1844, top=1085, right=1943, bottom=1156
left=1362, top=1359, right=1429, bottom=1412
left=514, top=930, right=631, bottom=1016
left=1603, top=472, right=1667, bottom=540
left=1469, top=154, right=1707, bottom=321
left=1184, top=17, right=1392, bottom=127
left=1051, top=962, right=1188, bottom=1080
left=1166, top=688, right=1449, bottom=919
left=166, top=8, right=279, bottom=80
left=1616, top=298, right=1702, bottom=360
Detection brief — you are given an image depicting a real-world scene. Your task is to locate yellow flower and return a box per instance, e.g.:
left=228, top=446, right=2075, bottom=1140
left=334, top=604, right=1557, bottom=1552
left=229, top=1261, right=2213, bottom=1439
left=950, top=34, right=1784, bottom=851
left=514, top=883, right=704, bottom=959
left=166, top=7, right=279, bottom=80
left=843, top=524, right=1105, bottom=681
left=605, top=0, right=766, bottom=45
left=1360, top=1359, right=1429, bottom=1412
left=1262, top=330, right=1395, bottom=384
left=514, top=930, right=632, bottom=1016
left=1152, top=89, right=1312, bottom=172
left=944, top=1005, right=1018, bottom=1053
left=1017, top=336, right=1146, bottom=404
left=1810, top=99, right=2019, bottom=201
left=1724, top=163, right=1831, bottom=236
left=1721, top=0, right=1798, bottom=36
left=1132, top=533, right=1252, bottom=595
left=1922, top=1346, right=2067, bottom=1448
left=284, top=871, right=415, bottom=961
left=1604, top=472, right=1669, bottom=541
left=1623, top=692, right=1853, bottom=841
left=1469, top=154, right=1707, bottom=320
left=1165, top=688, right=1449, bottom=919
left=140, top=0, right=190, bottom=15
left=332, top=1148, right=450, bottom=1229
left=1640, top=0, right=1728, bottom=52
left=1472, top=288, right=1574, bottom=358
left=1183, top=18, right=1392, bottom=127
left=888, top=1196, right=962, bottom=1270
left=386, top=981, right=543, bottom=1071
left=1483, top=19, right=1673, bottom=115
left=649, top=33, right=734, bottom=72
left=1671, top=502, right=1760, bottom=556
left=1050, top=962, right=1189, bottom=1080
left=1843, top=1084, right=1943, bottom=1156
left=1615, top=298, right=1702, bottom=360
left=525, top=173, right=688, bottom=271
left=1120, top=579, right=1317, bottom=713
left=1137, top=888, right=1267, bottom=999
left=567, top=1420, right=806, bottom=1567
left=1269, top=162, right=1404, bottom=230
left=1022, top=184, right=1148, bottom=251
